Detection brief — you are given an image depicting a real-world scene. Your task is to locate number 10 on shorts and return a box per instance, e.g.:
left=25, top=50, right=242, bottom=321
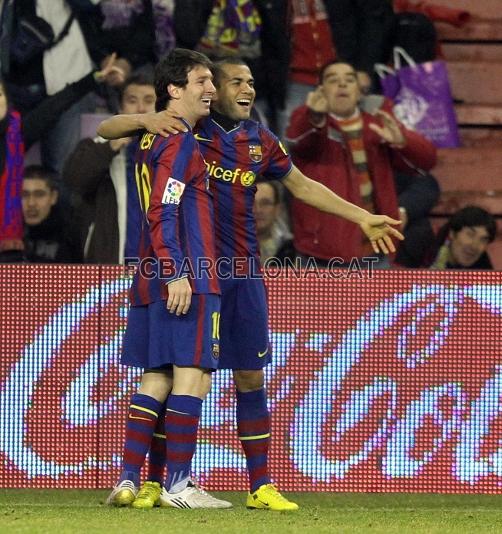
left=211, top=311, right=220, bottom=340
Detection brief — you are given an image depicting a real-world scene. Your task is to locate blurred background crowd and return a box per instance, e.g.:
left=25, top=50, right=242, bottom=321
left=0, top=0, right=499, bottom=271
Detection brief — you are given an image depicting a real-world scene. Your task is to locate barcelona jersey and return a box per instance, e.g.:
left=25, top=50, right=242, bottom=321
left=129, top=129, right=219, bottom=306
left=194, top=117, right=292, bottom=272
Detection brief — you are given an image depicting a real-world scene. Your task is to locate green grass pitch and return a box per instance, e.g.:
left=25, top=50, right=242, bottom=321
left=2, top=490, right=502, bottom=533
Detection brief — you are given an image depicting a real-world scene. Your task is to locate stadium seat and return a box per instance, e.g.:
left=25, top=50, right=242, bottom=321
left=443, top=43, right=502, bottom=64
left=434, top=148, right=502, bottom=193
left=450, top=0, right=501, bottom=17
left=447, top=62, right=502, bottom=106
left=435, top=0, right=502, bottom=41
left=427, top=0, right=502, bottom=267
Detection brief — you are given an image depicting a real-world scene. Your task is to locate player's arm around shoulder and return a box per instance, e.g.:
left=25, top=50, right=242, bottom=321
left=97, top=110, right=188, bottom=140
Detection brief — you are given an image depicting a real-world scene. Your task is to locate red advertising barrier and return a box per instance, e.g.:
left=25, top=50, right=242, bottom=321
left=1, top=265, right=501, bottom=492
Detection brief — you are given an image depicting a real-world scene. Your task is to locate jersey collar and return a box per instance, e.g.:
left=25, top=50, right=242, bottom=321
left=210, top=110, right=240, bottom=132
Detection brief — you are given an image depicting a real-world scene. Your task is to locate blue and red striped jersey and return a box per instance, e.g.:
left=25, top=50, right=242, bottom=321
left=129, top=129, right=219, bottom=306
left=195, top=117, right=292, bottom=272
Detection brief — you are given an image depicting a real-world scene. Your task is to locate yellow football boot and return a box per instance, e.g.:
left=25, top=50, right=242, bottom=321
left=246, top=484, right=299, bottom=511
left=131, top=481, right=162, bottom=510
left=106, top=480, right=138, bottom=507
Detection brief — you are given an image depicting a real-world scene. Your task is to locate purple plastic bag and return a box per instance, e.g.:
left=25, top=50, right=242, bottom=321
left=376, top=48, right=460, bottom=148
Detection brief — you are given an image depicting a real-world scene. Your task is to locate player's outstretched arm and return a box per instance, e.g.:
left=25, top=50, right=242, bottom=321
left=282, top=166, right=404, bottom=254
left=97, top=110, right=188, bottom=139
left=359, top=215, right=404, bottom=255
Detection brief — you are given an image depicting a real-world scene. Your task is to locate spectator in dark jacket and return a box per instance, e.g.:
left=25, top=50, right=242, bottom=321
left=393, top=171, right=440, bottom=267
left=22, top=165, right=82, bottom=263
left=3, top=0, right=127, bottom=173
left=63, top=73, right=156, bottom=264
left=426, top=206, right=496, bottom=270
left=0, top=70, right=108, bottom=262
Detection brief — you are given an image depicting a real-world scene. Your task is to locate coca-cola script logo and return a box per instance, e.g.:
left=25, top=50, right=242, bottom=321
left=0, top=267, right=501, bottom=492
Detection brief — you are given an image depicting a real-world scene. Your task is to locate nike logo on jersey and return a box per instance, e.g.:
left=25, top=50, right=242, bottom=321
left=258, top=349, right=268, bottom=358
left=194, top=133, right=212, bottom=143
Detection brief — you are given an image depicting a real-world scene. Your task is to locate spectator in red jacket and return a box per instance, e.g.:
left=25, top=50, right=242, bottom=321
left=285, top=60, right=437, bottom=266
left=276, top=0, right=394, bottom=136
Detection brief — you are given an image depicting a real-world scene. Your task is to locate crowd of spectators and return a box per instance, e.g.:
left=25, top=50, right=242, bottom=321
left=0, top=0, right=497, bottom=270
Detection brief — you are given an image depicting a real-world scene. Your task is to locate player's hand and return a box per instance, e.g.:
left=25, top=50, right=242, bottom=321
left=166, top=277, right=192, bottom=316
left=140, top=110, right=188, bottom=137
left=368, top=110, right=406, bottom=147
left=110, top=137, right=131, bottom=152
left=359, top=214, right=404, bottom=255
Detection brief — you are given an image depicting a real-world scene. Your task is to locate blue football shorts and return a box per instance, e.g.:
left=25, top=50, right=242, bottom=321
left=218, top=276, right=271, bottom=370
left=121, top=293, right=221, bottom=370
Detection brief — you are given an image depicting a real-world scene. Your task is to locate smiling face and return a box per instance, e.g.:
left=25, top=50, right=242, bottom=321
left=168, top=64, right=215, bottom=126
left=320, top=63, right=360, bottom=117
left=212, top=63, right=256, bottom=121
left=448, top=226, right=491, bottom=267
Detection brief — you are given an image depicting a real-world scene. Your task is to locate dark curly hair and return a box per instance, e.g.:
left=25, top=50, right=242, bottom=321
left=441, top=205, right=496, bottom=244
left=154, top=48, right=213, bottom=112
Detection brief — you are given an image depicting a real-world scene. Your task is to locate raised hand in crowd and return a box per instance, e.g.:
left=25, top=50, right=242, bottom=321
left=305, top=87, right=329, bottom=127
left=96, top=53, right=130, bottom=87
left=369, top=109, right=406, bottom=148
